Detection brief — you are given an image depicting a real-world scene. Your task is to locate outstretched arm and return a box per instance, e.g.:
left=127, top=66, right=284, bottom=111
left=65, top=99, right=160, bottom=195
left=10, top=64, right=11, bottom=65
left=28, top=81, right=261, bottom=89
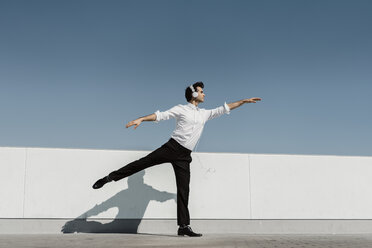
left=125, top=113, right=156, bottom=129
left=125, top=104, right=182, bottom=129
left=227, top=97, right=262, bottom=111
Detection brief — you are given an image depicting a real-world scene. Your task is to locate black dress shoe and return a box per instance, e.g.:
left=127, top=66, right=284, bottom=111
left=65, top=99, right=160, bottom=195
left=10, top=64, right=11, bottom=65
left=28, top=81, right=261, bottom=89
left=177, top=225, right=202, bottom=237
left=92, top=176, right=110, bottom=189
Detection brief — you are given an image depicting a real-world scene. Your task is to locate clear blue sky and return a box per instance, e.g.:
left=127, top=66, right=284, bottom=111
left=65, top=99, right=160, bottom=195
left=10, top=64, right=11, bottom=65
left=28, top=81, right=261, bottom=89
left=1, top=0, right=371, bottom=156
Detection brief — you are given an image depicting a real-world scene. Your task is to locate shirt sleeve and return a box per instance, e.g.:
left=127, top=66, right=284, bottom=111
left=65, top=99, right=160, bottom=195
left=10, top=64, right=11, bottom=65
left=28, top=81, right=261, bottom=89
left=154, top=105, right=182, bottom=123
left=204, top=102, right=230, bottom=122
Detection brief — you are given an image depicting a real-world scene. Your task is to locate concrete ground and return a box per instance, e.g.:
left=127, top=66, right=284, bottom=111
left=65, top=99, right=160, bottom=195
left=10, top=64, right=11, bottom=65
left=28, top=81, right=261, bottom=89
left=1, top=234, right=372, bottom=248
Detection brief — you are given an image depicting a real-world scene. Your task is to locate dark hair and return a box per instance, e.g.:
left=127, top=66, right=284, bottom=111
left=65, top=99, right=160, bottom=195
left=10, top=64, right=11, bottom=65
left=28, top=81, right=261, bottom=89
left=185, top=81, right=204, bottom=102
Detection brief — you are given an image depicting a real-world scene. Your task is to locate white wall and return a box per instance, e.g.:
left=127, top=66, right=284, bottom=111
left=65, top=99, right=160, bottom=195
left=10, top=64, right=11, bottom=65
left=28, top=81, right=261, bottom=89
left=1, top=147, right=372, bottom=220
left=0, top=147, right=26, bottom=218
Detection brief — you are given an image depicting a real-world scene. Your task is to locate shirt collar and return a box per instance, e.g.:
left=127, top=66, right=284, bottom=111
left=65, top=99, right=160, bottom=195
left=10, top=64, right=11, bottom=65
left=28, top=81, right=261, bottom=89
left=187, top=103, right=199, bottom=110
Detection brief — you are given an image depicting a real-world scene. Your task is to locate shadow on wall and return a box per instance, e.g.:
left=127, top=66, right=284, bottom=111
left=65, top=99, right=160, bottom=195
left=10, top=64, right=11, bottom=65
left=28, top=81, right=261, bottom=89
left=61, top=170, right=176, bottom=233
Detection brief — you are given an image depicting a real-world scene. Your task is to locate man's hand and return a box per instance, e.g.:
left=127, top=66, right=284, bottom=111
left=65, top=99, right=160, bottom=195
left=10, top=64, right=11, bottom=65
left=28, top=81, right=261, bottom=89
left=126, top=118, right=142, bottom=129
left=243, top=97, right=262, bottom=103
left=227, top=97, right=262, bottom=111
left=125, top=113, right=157, bottom=130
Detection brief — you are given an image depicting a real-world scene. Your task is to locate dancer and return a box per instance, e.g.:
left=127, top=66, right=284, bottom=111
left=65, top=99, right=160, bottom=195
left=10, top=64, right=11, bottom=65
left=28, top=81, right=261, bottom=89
left=92, top=81, right=262, bottom=237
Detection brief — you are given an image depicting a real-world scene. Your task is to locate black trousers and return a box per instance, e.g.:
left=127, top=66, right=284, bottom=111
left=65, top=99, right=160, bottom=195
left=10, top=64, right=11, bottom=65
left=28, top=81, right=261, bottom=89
left=108, top=138, right=192, bottom=226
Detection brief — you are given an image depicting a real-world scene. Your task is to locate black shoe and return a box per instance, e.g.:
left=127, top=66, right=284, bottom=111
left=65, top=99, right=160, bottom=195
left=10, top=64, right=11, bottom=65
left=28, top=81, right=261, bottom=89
left=92, top=176, right=110, bottom=189
left=177, top=225, right=202, bottom=237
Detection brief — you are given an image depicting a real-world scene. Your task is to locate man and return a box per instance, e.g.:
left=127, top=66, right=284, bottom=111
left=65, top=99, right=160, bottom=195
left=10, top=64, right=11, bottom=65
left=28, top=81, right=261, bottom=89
left=92, top=81, right=262, bottom=237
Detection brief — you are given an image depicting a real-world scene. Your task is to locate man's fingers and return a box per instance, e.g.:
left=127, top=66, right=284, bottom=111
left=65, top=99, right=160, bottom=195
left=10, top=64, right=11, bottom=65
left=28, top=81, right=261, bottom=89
left=251, top=98, right=261, bottom=101
left=245, top=97, right=262, bottom=103
left=126, top=121, right=135, bottom=128
left=126, top=120, right=140, bottom=129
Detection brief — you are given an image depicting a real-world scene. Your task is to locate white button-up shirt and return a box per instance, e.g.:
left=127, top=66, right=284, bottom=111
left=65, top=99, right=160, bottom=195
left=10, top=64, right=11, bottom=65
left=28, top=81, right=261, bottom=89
left=154, top=102, right=230, bottom=151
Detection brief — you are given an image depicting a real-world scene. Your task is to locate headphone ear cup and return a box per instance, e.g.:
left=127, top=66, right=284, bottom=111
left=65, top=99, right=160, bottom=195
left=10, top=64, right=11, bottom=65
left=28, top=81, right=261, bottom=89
left=192, top=92, right=198, bottom=98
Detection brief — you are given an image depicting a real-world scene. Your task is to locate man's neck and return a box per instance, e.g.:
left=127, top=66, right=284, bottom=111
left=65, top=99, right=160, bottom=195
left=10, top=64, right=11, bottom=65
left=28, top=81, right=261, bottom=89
left=189, top=100, right=200, bottom=107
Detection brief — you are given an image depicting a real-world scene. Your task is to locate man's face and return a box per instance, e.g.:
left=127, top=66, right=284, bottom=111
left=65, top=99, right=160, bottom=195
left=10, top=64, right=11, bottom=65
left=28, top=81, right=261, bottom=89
left=195, top=86, right=205, bottom=102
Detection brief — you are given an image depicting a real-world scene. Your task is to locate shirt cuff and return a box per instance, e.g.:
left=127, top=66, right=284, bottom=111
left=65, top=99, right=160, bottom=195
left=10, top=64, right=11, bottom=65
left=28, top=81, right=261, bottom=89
left=154, top=110, right=161, bottom=123
left=224, top=102, right=230, bottom=114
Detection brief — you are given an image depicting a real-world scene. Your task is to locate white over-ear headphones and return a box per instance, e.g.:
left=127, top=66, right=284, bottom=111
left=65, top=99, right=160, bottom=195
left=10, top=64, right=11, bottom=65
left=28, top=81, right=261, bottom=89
left=189, top=85, right=199, bottom=98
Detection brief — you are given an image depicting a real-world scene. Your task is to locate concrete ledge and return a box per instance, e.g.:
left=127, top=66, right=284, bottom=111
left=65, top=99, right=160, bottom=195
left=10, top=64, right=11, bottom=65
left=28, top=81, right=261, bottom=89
left=2, top=219, right=372, bottom=234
